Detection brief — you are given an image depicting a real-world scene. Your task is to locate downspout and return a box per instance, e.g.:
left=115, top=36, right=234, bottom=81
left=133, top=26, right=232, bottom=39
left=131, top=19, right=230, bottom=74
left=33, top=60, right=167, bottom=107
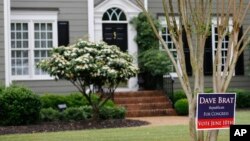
left=4, top=0, right=11, bottom=86
left=88, top=0, right=94, bottom=42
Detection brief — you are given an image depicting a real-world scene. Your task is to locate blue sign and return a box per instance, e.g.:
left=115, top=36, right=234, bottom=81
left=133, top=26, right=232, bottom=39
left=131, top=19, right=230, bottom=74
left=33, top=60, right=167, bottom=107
left=196, top=93, right=236, bottom=130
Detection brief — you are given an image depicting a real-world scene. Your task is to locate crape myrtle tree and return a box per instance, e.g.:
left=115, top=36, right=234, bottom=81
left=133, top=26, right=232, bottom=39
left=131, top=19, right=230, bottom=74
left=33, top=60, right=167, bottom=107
left=37, top=39, right=139, bottom=119
left=136, top=0, right=250, bottom=141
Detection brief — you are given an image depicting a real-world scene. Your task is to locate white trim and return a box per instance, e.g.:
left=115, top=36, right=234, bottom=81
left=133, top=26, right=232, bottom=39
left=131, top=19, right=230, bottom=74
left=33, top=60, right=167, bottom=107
left=102, top=21, right=128, bottom=24
left=10, top=11, right=58, bottom=81
left=94, top=0, right=141, bottom=91
left=144, top=0, right=148, bottom=11
left=4, top=0, right=11, bottom=86
left=11, top=11, right=58, bottom=21
left=88, top=0, right=94, bottom=42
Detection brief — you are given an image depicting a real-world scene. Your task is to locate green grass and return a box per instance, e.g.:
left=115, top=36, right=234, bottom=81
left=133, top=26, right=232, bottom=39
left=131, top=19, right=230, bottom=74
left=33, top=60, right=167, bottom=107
left=0, top=110, right=249, bottom=141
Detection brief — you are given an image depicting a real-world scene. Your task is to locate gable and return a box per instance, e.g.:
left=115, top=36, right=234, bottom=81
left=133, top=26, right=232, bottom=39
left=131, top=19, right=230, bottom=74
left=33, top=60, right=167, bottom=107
left=95, top=0, right=141, bottom=13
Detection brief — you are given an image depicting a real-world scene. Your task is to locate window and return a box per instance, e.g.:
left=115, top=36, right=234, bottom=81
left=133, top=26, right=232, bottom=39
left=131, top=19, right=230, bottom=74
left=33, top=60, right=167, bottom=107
left=211, top=18, right=233, bottom=72
left=102, top=7, right=126, bottom=21
left=160, top=27, right=177, bottom=72
left=11, top=23, right=29, bottom=76
left=159, top=16, right=180, bottom=76
left=11, top=11, right=58, bottom=80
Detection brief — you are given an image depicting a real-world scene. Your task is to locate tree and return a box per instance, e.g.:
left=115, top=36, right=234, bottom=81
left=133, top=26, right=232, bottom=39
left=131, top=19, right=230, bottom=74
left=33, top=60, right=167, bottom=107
left=131, top=13, right=172, bottom=90
left=136, top=0, right=250, bottom=141
left=37, top=39, right=138, bottom=119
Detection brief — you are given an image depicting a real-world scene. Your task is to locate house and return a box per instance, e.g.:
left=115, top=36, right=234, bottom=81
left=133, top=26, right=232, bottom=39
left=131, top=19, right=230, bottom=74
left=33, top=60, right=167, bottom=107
left=0, top=0, right=249, bottom=94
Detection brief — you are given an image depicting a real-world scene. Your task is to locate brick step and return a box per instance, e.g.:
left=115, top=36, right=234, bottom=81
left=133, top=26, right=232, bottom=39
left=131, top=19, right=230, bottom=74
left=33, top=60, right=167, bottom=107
left=114, top=96, right=168, bottom=104
left=114, top=90, right=176, bottom=117
left=115, top=90, right=164, bottom=98
left=118, top=102, right=172, bottom=110
left=126, top=109, right=177, bottom=117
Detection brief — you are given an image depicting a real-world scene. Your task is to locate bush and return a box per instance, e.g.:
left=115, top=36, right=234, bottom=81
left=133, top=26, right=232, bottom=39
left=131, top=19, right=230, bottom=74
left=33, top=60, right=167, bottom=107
left=40, top=108, right=62, bottom=122
left=174, top=99, right=189, bottom=116
left=40, top=93, right=115, bottom=109
left=40, top=94, right=69, bottom=109
left=227, top=89, right=250, bottom=109
left=66, top=93, right=89, bottom=107
left=173, top=90, right=187, bottom=104
left=0, top=85, right=5, bottom=95
left=40, top=106, right=93, bottom=122
left=0, top=85, right=42, bottom=125
left=99, top=106, right=126, bottom=120
left=63, top=107, right=88, bottom=121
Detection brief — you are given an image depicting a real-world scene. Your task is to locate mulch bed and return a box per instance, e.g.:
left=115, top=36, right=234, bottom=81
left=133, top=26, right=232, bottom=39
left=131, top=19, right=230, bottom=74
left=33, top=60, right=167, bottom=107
left=0, top=119, right=149, bottom=135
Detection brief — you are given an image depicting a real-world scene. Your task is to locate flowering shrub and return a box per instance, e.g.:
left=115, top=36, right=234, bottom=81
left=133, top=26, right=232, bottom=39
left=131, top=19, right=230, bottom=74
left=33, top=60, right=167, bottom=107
left=37, top=39, right=138, bottom=119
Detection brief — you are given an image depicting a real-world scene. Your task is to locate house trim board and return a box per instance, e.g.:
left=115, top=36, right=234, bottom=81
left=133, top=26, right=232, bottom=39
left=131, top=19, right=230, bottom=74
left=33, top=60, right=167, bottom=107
left=4, top=0, right=11, bottom=86
left=94, top=0, right=141, bottom=90
left=88, top=0, right=94, bottom=42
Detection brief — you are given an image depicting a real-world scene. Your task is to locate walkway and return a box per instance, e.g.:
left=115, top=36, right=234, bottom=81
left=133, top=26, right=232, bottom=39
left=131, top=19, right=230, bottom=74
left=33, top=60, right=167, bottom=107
left=128, top=116, right=189, bottom=127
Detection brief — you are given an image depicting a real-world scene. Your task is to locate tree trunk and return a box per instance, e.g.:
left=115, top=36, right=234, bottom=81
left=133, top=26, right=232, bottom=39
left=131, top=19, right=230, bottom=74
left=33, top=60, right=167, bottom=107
left=92, top=104, right=100, bottom=121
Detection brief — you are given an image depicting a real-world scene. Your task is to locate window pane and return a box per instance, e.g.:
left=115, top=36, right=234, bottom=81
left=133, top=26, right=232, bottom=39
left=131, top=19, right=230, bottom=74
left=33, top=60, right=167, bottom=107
left=47, top=23, right=52, bottom=31
left=17, top=68, right=22, bottom=75
left=35, top=50, right=40, bottom=57
left=35, top=32, right=40, bottom=39
left=11, top=23, right=15, bottom=31
left=162, top=35, right=166, bottom=40
left=41, top=41, right=47, bottom=48
left=12, top=68, right=16, bottom=75
left=16, top=59, right=22, bottom=66
left=23, top=32, right=28, bottom=39
left=17, top=41, right=22, bottom=48
left=11, top=41, right=16, bottom=48
left=47, top=32, right=53, bottom=39
left=16, top=23, right=21, bottom=31
left=11, top=59, right=15, bottom=66
left=35, top=41, right=40, bottom=48
left=47, top=41, right=53, bottom=47
left=23, top=68, right=29, bottom=75
left=23, top=23, right=28, bottom=31
left=23, top=41, right=28, bottom=48
left=11, top=51, right=15, bottom=57
left=41, top=50, right=47, bottom=57
left=41, top=23, right=46, bottom=31
left=11, top=33, right=15, bottom=39
left=41, top=32, right=46, bottom=39
left=17, top=32, right=22, bottom=39
left=35, top=23, right=40, bottom=30
left=23, top=51, right=28, bottom=57
left=23, top=59, right=29, bottom=66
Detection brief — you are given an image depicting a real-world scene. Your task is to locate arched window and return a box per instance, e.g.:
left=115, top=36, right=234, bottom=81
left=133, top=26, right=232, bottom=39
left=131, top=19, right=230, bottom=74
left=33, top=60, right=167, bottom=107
left=102, top=7, right=126, bottom=21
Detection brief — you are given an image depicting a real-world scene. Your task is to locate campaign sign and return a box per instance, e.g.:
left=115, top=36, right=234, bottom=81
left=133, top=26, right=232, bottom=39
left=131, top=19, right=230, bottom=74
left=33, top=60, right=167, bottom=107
left=196, top=93, right=236, bottom=130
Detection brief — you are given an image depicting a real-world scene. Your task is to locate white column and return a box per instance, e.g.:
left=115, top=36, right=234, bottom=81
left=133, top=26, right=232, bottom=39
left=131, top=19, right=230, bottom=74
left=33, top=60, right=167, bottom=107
left=4, top=0, right=11, bottom=86
left=88, top=0, right=95, bottom=42
left=144, top=0, right=148, bottom=11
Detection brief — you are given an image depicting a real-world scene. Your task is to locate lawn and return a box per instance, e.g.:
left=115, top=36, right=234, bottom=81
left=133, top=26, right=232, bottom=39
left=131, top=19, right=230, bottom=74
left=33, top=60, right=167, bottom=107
left=0, top=110, right=249, bottom=141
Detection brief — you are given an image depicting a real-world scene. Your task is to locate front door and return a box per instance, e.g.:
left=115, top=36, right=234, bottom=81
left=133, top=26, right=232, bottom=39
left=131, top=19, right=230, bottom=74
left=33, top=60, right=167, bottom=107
left=102, top=23, right=128, bottom=52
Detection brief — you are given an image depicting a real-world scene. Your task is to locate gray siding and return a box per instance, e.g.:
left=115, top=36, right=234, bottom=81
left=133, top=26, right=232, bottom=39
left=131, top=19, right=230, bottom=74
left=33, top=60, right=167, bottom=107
left=14, top=80, right=78, bottom=94
left=148, top=0, right=250, bottom=90
left=0, top=1, right=5, bottom=85
left=11, top=0, right=88, bottom=94
left=11, top=0, right=88, bottom=43
left=173, top=76, right=250, bottom=91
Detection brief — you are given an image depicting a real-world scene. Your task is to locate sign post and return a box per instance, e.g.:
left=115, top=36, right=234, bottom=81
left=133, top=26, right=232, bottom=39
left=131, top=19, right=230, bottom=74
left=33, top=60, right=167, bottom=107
left=196, top=93, right=236, bottom=130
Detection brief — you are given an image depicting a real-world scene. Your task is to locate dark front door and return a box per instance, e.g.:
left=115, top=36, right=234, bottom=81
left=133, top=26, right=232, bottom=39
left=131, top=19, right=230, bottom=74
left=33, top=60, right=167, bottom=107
left=102, top=23, right=128, bottom=52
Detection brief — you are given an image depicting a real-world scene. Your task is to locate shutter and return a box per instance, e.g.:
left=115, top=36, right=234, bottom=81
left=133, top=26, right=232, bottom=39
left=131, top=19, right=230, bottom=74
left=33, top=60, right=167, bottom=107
left=204, top=35, right=213, bottom=75
left=58, top=21, right=69, bottom=46
left=182, top=28, right=192, bottom=76
left=235, top=26, right=244, bottom=75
